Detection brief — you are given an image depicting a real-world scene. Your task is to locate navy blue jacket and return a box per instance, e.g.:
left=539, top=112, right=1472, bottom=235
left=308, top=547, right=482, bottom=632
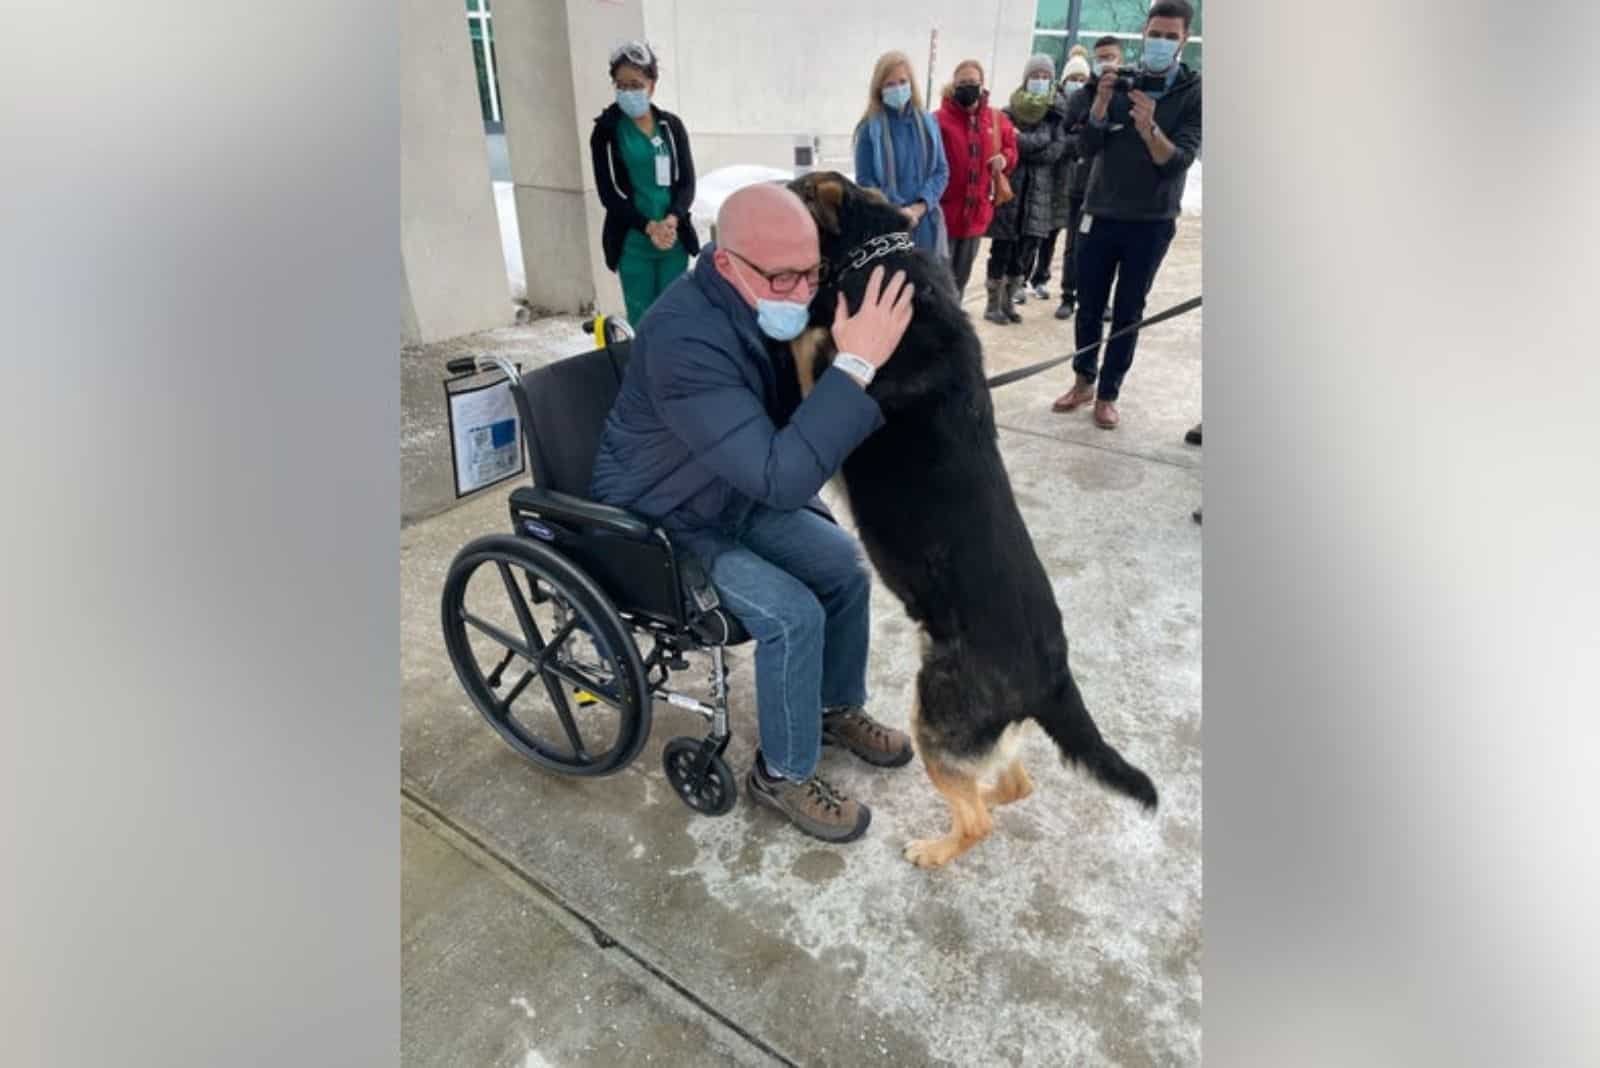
left=589, top=245, right=884, bottom=559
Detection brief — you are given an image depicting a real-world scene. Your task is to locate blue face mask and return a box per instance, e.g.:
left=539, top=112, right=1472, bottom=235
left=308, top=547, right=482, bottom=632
left=755, top=299, right=811, bottom=341
left=1141, top=36, right=1180, bottom=73
left=616, top=88, right=651, bottom=118
left=1062, top=80, right=1085, bottom=94
left=881, top=83, right=912, bottom=110
left=732, top=260, right=811, bottom=341
left=1026, top=78, right=1052, bottom=96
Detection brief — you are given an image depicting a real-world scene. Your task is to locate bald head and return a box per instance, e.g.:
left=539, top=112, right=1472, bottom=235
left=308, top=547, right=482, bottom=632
left=718, top=183, right=815, bottom=254
left=714, top=184, right=821, bottom=307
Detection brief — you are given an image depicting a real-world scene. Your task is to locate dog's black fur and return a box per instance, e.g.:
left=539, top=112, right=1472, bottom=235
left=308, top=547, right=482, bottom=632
left=788, top=172, right=1157, bottom=815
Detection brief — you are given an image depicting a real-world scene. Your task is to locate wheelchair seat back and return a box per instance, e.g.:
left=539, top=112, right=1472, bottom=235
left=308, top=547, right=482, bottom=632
left=512, top=342, right=632, bottom=496
left=506, top=341, right=690, bottom=628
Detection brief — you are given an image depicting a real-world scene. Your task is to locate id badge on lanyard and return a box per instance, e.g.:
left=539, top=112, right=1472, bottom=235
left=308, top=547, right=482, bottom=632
left=652, top=137, right=671, bottom=186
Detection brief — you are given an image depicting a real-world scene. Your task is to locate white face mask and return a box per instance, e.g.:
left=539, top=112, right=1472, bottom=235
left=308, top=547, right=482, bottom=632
left=1026, top=77, right=1052, bottom=95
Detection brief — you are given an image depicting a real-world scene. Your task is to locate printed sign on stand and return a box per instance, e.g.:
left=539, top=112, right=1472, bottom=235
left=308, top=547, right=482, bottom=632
left=444, top=367, right=524, bottom=497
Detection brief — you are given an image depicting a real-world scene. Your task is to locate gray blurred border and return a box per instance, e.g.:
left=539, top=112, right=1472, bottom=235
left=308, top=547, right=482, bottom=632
left=1, top=2, right=399, bottom=1065
left=1205, top=1, right=1600, bottom=1064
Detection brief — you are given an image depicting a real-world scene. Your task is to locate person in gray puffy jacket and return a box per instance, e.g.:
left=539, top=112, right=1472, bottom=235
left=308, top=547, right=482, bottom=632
left=1026, top=47, right=1093, bottom=312
left=981, top=53, right=1067, bottom=325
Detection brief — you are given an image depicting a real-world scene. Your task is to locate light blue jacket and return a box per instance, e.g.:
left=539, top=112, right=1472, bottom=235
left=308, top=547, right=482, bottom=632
left=853, top=105, right=949, bottom=251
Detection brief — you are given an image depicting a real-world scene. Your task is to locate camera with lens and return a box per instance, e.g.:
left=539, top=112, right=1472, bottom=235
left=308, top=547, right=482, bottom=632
left=1112, top=69, right=1169, bottom=94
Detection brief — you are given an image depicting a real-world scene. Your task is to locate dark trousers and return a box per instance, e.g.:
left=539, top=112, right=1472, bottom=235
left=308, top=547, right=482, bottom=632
left=986, top=235, right=1039, bottom=281
left=1072, top=216, right=1177, bottom=401
left=1030, top=229, right=1059, bottom=287
left=948, top=236, right=982, bottom=297
left=1030, top=193, right=1088, bottom=296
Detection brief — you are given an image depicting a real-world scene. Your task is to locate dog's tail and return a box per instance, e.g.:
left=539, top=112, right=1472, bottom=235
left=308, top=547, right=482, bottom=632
left=1033, top=673, right=1158, bottom=811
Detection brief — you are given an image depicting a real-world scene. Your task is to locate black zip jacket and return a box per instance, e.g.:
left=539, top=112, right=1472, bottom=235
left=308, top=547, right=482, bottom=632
left=589, top=102, right=701, bottom=271
left=1075, top=65, right=1201, bottom=222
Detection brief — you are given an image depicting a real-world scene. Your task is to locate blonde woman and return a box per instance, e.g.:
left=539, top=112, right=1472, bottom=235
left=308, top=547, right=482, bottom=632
left=852, top=51, right=949, bottom=253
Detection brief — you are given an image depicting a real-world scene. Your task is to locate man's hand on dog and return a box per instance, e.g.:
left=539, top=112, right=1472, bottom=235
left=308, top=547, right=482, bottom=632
left=832, top=264, right=914, bottom=382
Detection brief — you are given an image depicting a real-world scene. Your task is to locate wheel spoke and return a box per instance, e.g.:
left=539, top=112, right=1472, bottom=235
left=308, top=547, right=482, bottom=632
left=461, top=611, right=535, bottom=661
left=541, top=661, right=623, bottom=710
left=497, top=561, right=545, bottom=652
left=535, top=614, right=580, bottom=670
left=498, top=670, right=535, bottom=714
left=540, top=673, right=589, bottom=762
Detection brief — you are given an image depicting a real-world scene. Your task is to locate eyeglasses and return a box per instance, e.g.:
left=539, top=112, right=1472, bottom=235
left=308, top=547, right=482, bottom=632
left=609, top=40, right=655, bottom=67
left=727, top=249, right=821, bottom=296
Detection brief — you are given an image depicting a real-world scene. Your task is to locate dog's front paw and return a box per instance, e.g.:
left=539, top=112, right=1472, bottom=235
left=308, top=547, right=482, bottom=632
left=903, top=836, right=960, bottom=869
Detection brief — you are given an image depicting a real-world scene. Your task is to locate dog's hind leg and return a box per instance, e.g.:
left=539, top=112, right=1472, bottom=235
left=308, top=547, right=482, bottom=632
left=981, top=759, right=1035, bottom=808
left=904, top=759, right=993, bottom=869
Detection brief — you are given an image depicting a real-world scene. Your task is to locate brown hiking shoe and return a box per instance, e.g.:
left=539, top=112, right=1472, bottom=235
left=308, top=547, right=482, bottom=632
left=1052, top=376, right=1096, bottom=413
left=822, top=706, right=914, bottom=767
left=1094, top=399, right=1120, bottom=428
left=746, top=763, right=871, bottom=843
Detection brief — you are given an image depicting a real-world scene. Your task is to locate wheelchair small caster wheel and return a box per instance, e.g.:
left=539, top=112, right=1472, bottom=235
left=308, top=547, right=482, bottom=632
left=662, top=737, right=736, bottom=816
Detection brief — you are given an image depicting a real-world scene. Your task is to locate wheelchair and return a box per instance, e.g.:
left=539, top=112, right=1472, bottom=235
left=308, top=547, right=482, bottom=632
left=439, top=316, right=759, bottom=816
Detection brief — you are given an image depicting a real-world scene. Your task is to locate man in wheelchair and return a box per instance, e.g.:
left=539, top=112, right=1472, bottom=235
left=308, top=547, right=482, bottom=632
left=590, top=183, right=916, bottom=844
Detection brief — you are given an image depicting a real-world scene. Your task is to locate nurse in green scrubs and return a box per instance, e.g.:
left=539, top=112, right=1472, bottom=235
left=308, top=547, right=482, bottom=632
left=589, top=41, right=700, bottom=327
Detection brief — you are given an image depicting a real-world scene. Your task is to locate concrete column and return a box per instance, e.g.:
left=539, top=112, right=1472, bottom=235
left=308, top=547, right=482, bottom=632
left=401, top=0, right=511, bottom=343
left=495, top=0, right=644, bottom=319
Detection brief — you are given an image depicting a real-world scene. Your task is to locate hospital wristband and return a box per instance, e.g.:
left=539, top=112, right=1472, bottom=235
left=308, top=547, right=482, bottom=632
left=832, top=351, right=876, bottom=386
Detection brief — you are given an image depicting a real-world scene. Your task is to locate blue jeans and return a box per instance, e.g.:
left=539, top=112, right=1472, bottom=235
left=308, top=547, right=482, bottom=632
left=706, top=505, right=871, bottom=780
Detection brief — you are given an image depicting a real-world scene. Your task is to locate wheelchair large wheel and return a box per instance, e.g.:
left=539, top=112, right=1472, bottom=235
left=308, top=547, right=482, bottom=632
left=441, top=534, right=650, bottom=777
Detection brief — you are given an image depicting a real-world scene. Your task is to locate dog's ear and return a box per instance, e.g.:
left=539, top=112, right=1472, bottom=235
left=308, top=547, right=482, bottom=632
left=810, top=174, right=846, bottom=235
left=859, top=185, right=890, bottom=208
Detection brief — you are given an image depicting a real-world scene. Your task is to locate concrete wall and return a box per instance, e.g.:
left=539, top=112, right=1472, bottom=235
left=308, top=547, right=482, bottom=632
left=401, top=0, right=512, bottom=343
left=494, top=0, right=645, bottom=318
left=641, top=0, right=1040, bottom=174
left=485, top=0, right=1037, bottom=324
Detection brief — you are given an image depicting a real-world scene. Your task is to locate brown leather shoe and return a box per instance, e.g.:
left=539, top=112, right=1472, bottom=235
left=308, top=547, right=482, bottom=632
left=822, top=706, right=914, bottom=767
left=1052, top=376, right=1096, bottom=413
left=747, top=763, right=872, bottom=843
left=1093, top=399, right=1119, bottom=428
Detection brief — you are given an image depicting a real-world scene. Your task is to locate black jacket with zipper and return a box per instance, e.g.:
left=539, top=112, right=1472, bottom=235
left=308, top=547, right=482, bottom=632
left=590, top=102, right=701, bottom=272
left=1076, top=65, right=1201, bottom=222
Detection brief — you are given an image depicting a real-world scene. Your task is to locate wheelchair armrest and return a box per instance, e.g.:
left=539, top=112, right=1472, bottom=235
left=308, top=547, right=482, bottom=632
left=509, top=486, right=656, bottom=543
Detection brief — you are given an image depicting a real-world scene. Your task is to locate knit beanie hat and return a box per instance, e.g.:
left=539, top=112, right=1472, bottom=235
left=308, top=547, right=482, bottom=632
left=1062, top=54, right=1091, bottom=80
left=1025, top=53, right=1056, bottom=80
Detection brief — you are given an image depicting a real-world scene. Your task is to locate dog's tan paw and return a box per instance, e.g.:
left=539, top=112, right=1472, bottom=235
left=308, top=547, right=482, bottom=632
left=903, top=836, right=960, bottom=869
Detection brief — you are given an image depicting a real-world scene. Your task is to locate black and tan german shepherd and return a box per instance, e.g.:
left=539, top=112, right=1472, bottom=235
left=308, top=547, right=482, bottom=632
left=787, top=172, right=1157, bottom=869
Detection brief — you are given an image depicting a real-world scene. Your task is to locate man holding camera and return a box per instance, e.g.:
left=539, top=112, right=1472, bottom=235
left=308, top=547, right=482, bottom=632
left=1052, top=0, right=1202, bottom=429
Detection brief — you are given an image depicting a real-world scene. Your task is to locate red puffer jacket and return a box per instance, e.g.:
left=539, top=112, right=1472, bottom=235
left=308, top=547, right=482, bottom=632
left=936, top=90, right=1017, bottom=240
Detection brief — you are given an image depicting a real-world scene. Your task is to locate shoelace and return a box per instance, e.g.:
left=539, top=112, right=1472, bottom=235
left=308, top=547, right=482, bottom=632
left=836, top=710, right=893, bottom=748
left=804, top=776, right=846, bottom=815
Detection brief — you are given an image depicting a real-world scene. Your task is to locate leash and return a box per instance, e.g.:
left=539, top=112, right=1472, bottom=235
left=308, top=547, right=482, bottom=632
left=984, top=295, right=1202, bottom=390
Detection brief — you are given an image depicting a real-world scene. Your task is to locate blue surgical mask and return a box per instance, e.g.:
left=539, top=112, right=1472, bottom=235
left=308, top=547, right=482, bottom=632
left=1141, top=37, right=1180, bottom=73
left=1026, top=78, right=1052, bottom=96
left=732, top=260, right=811, bottom=341
left=1062, top=80, right=1084, bottom=94
left=1092, top=59, right=1118, bottom=77
left=881, top=83, right=911, bottom=110
left=755, top=299, right=811, bottom=341
left=616, top=88, right=650, bottom=118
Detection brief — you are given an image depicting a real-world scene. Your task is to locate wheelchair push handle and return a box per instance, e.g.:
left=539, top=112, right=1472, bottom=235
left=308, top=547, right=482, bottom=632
left=582, top=314, right=634, bottom=347
left=446, top=354, right=523, bottom=383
